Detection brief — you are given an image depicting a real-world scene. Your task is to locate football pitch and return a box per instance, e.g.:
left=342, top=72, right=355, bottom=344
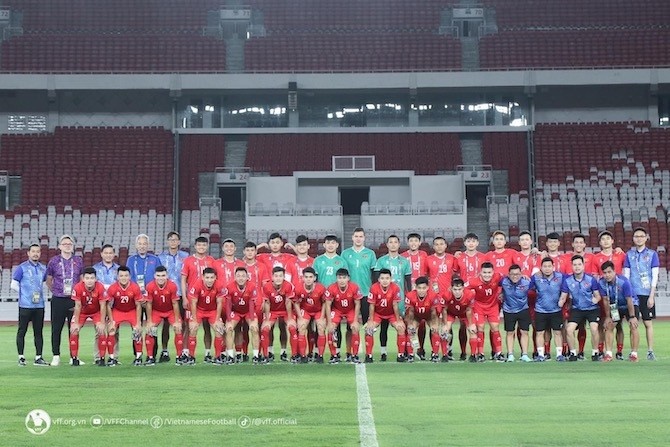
left=3, top=323, right=670, bottom=447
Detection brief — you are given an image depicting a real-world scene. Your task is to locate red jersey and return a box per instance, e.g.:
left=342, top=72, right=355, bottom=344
left=293, top=256, right=314, bottom=284
left=547, top=253, right=569, bottom=274
left=485, top=249, right=517, bottom=276
left=293, top=282, right=327, bottom=314
left=426, top=253, right=460, bottom=293
left=188, top=279, right=225, bottom=312
left=243, top=260, right=269, bottom=286
left=326, top=282, right=362, bottom=314
left=441, top=289, right=475, bottom=318
left=216, top=257, right=246, bottom=285
left=404, top=289, right=440, bottom=319
left=258, top=252, right=299, bottom=283
left=224, top=281, right=257, bottom=315
left=181, top=255, right=217, bottom=288
left=514, top=251, right=542, bottom=277
left=145, top=280, right=179, bottom=313
left=261, top=280, right=295, bottom=313
left=456, top=251, right=486, bottom=282
left=560, top=252, right=596, bottom=275
left=72, top=281, right=107, bottom=315
left=467, top=273, right=503, bottom=307
left=592, top=251, right=626, bottom=275
left=401, top=250, right=429, bottom=283
left=368, top=282, right=401, bottom=317
left=107, top=281, right=143, bottom=312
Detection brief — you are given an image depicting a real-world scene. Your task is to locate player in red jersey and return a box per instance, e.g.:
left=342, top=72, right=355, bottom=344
left=325, top=268, right=362, bottom=363
left=514, top=231, right=541, bottom=356
left=180, top=236, right=216, bottom=361
left=145, top=266, right=182, bottom=366
left=186, top=267, right=226, bottom=365
left=69, top=268, right=109, bottom=366
left=404, top=276, right=440, bottom=362
left=592, top=230, right=626, bottom=275
left=216, top=238, right=245, bottom=285
left=454, top=232, right=486, bottom=359
left=401, top=233, right=429, bottom=359
left=240, top=241, right=269, bottom=360
left=466, top=262, right=505, bottom=362
left=365, top=269, right=406, bottom=363
left=292, top=267, right=327, bottom=363
left=259, top=266, right=297, bottom=362
left=485, top=231, right=517, bottom=277
left=106, top=266, right=145, bottom=365
left=426, top=236, right=460, bottom=295
left=439, top=277, right=477, bottom=362
left=223, top=267, right=260, bottom=364
left=290, top=235, right=314, bottom=285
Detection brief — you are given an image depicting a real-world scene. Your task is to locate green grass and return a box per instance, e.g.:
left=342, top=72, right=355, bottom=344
left=2, top=323, right=669, bottom=446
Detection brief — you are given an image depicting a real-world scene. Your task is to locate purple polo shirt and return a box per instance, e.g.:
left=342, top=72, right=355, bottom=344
left=46, top=254, right=84, bottom=297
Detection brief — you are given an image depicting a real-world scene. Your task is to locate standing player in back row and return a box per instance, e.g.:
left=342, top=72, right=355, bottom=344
left=485, top=231, right=517, bottom=277
left=454, top=232, right=485, bottom=360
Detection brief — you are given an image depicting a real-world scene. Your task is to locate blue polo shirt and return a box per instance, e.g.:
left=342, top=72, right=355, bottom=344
left=13, top=260, right=47, bottom=309
left=500, top=276, right=530, bottom=313
left=623, top=247, right=660, bottom=296
left=529, top=272, right=563, bottom=314
left=598, top=275, right=638, bottom=308
left=126, top=253, right=162, bottom=292
left=93, top=261, right=119, bottom=290
left=158, top=250, right=189, bottom=296
left=561, top=274, right=600, bottom=311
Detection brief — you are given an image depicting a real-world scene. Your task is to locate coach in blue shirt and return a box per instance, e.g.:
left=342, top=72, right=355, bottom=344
left=500, top=264, right=532, bottom=362
left=559, top=255, right=603, bottom=361
left=12, top=244, right=48, bottom=366
left=529, top=257, right=566, bottom=361
left=126, top=234, right=162, bottom=294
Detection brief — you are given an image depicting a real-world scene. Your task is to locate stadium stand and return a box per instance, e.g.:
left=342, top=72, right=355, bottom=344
left=179, top=135, right=226, bottom=210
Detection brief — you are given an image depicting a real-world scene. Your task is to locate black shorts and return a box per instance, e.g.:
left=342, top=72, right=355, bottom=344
left=637, top=295, right=656, bottom=321
left=568, top=308, right=600, bottom=326
left=503, top=309, right=531, bottom=332
left=616, top=305, right=640, bottom=322
left=534, top=311, right=563, bottom=332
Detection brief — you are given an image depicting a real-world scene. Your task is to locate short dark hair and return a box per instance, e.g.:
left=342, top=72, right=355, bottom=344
left=203, top=267, right=217, bottom=276
left=433, top=236, right=446, bottom=244
left=167, top=231, right=180, bottom=240
left=195, top=236, right=209, bottom=244
left=352, top=227, right=365, bottom=234
left=244, top=241, right=257, bottom=249
left=451, top=277, right=465, bottom=287
left=83, top=267, right=97, bottom=276
left=572, top=233, right=587, bottom=242
left=571, top=254, right=584, bottom=263
left=464, top=232, right=479, bottom=240
left=633, top=227, right=648, bottom=235
left=601, top=261, right=615, bottom=272
left=155, top=265, right=167, bottom=273
left=508, top=264, right=521, bottom=273
left=519, top=231, right=532, bottom=239
left=407, top=233, right=421, bottom=241
left=491, top=230, right=506, bottom=238
left=101, top=244, right=114, bottom=251
left=272, top=266, right=285, bottom=274
left=336, top=268, right=349, bottom=277
left=541, top=256, right=554, bottom=265
left=481, top=262, right=494, bottom=270
left=296, top=234, right=309, bottom=244
left=378, top=268, right=392, bottom=277
left=268, top=232, right=283, bottom=242
left=303, top=267, right=316, bottom=276
left=28, top=243, right=40, bottom=250
left=324, top=234, right=339, bottom=243
left=235, top=267, right=248, bottom=274
left=415, top=276, right=429, bottom=286
left=117, top=265, right=130, bottom=273
left=546, top=232, right=560, bottom=240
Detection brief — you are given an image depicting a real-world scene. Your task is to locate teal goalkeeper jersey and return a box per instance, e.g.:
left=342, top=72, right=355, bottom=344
left=374, top=254, right=411, bottom=299
left=341, top=246, right=377, bottom=295
left=313, top=254, right=349, bottom=287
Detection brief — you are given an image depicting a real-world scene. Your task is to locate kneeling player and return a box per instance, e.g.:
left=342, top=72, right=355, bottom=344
left=223, top=267, right=260, bottom=364
left=293, top=267, right=327, bottom=363
left=260, top=267, right=297, bottom=362
left=145, top=266, right=182, bottom=365
left=325, top=268, right=362, bottom=364
left=404, top=276, right=440, bottom=362
left=365, top=269, right=406, bottom=363
left=107, top=266, right=144, bottom=365
left=69, top=268, right=110, bottom=366
left=186, top=267, right=226, bottom=365
left=440, top=278, right=477, bottom=362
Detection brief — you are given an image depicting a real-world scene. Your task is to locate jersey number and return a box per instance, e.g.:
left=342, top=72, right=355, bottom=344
left=380, top=298, right=388, bottom=307
left=341, top=299, right=349, bottom=308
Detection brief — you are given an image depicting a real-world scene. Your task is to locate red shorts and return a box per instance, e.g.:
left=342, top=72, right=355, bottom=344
left=473, top=304, right=500, bottom=325
left=330, top=310, right=357, bottom=326
left=265, top=311, right=292, bottom=325
left=113, top=309, right=138, bottom=327
left=299, top=309, right=322, bottom=321
left=151, top=310, right=178, bottom=326
left=412, top=311, right=432, bottom=322
left=372, top=313, right=398, bottom=325
left=78, top=312, right=102, bottom=326
left=228, top=311, right=256, bottom=323
left=195, top=310, right=218, bottom=325
left=446, top=313, right=468, bottom=325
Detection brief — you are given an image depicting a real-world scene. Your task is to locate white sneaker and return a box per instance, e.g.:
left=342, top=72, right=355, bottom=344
left=519, top=354, right=532, bottom=362
left=50, top=355, right=60, bottom=366
left=506, top=353, right=515, bottom=362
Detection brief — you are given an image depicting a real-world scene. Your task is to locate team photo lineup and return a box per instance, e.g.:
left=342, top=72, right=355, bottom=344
left=15, top=226, right=659, bottom=368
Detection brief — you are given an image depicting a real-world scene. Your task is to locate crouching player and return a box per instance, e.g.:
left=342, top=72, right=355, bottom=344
left=223, top=267, right=260, bottom=364
left=107, top=266, right=144, bottom=366
left=440, top=278, right=477, bottom=362
left=365, top=269, right=406, bottom=363
left=404, top=276, right=440, bottom=362
left=186, top=267, right=226, bottom=365
left=69, top=268, right=109, bottom=366
left=260, top=267, right=297, bottom=362
left=325, top=268, right=362, bottom=364
left=293, top=267, right=327, bottom=363
left=145, top=266, right=182, bottom=366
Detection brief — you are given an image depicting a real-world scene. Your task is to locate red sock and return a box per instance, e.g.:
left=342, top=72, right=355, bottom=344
left=107, top=335, right=116, bottom=356
left=397, top=334, right=406, bottom=356
left=69, top=333, right=79, bottom=358
left=298, top=334, right=307, bottom=357
left=188, top=336, right=197, bottom=357
left=327, top=333, right=337, bottom=356
left=365, top=334, right=374, bottom=356
left=317, top=335, right=326, bottom=356
left=469, top=338, right=478, bottom=356
left=235, top=343, right=243, bottom=353
left=431, top=332, right=441, bottom=354
left=616, top=343, right=623, bottom=353
left=351, top=333, right=360, bottom=356
left=133, top=339, right=143, bottom=357
left=97, top=334, right=106, bottom=359
left=477, top=331, right=485, bottom=355
left=145, top=335, right=156, bottom=358
left=406, top=336, right=414, bottom=356
left=174, top=333, right=183, bottom=356
left=598, top=342, right=604, bottom=353
left=563, top=342, right=569, bottom=353
left=260, top=328, right=269, bottom=357
left=577, top=326, right=587, bottom=352
left=459, top=325, right=467, bottom=353
left=491, top=330, right=502, bottom=354
left=289, top=326, right=298, bottom=356
left=545, top=342, right=551, bottom=353
left=214, top=336, right=224, bottom=357
left=440, top=339, right=448, bottom=355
